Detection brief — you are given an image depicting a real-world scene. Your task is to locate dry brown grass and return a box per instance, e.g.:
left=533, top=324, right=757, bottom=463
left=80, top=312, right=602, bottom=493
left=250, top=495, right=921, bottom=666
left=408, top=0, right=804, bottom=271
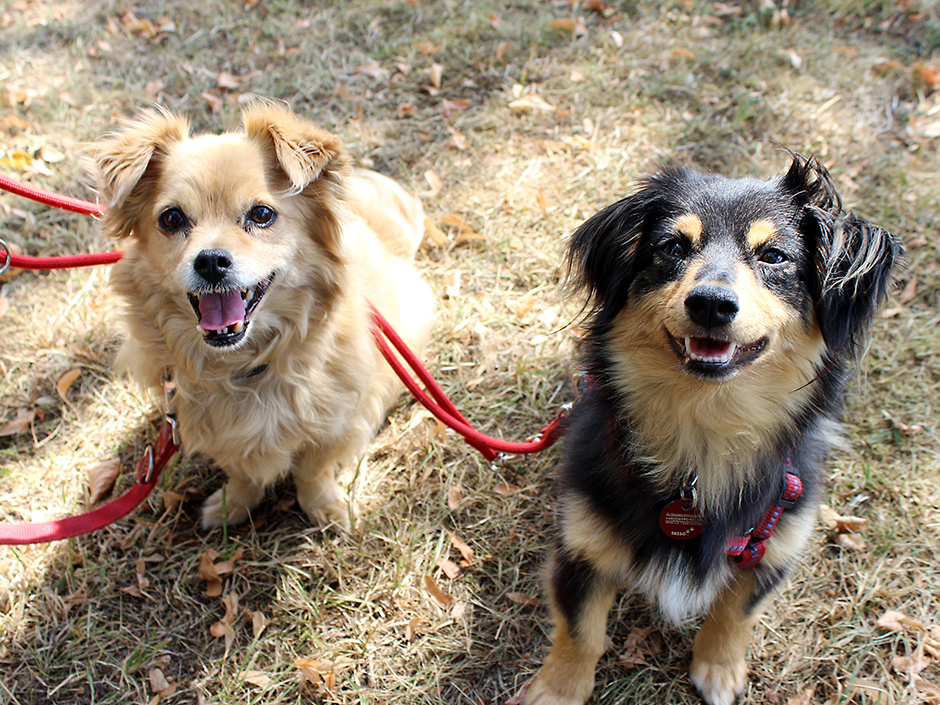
left=1, top=1, right=939, bottom=704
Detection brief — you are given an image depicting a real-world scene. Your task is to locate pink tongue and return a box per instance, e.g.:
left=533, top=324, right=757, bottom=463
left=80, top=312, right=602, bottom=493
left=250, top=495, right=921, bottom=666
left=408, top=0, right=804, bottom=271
left=198, top=290, right=246, bottom=331
left=689, top=337, right=733, bottom=357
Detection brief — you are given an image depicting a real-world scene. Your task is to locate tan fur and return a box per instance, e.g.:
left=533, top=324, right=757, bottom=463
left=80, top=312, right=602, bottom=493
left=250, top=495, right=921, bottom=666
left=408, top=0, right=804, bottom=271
left=689, top=571, right=766, bottom=705
left=606, top=261, right=826, bottom=511
left=95, top=103, right=434, bottom=530
left=673, top=212, right=703, bottom=243
left=745, top=219, right=777, bottom=248
left=524, top=563, right=618, bottom=705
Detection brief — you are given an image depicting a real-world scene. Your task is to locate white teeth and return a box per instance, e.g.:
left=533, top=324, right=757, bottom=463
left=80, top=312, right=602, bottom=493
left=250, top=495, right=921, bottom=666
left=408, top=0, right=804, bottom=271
left=241, top=288, right=251, bottom=301
left=231, top=320, right=244, bottom=333
left=684, top=337, right=736, bottom=364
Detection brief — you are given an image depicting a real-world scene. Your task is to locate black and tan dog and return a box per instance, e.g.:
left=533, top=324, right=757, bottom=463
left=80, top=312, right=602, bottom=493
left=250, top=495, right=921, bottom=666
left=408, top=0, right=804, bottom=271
left=520, top=154, right=901, bottom=705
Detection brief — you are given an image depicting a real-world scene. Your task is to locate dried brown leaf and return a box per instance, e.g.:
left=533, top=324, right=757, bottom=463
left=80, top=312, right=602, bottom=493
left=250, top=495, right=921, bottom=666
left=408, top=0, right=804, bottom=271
left=422, top=170, right=442, bottom=198
left=424, top=574, right=454, bottom=606
left=437, top=557, right=461, bottom=579
left=447, top=485, right=461, bottom=511
left=508, top=92, right=556, bottom=113
left=429, top=62, right=443, bottom=89
left=148, top=668, right=171, bottom=694
left=893, top=653, right=931, bottom=676
left=87, top=459, right=122, bottom=505
left=241, top=671, right=271, bottom=688
left=506, top=592, right=539, bottom=607
left=916, top=64, right=940, bottom=90
left=446, top=529, right=474, bottom=565
left=405, top=616, right=421, bottom=642
left=494, top=482, right=520, bottom=496
left=56, top=367, right=82, bottom=402
left=0, top=407, right=35, bottom=437
left=423, top=217, right=447, bottom=246
left=834, top=532, right=866, bottom=551
left=250, top=609, right=268, bottom=638
left=899, top=276, right=917, bottom=304
left=200, top=91, right=223, bottom=113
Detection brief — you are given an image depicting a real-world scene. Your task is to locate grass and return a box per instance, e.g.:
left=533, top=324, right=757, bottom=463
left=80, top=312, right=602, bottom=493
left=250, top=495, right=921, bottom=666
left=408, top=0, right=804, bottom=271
left=2, top=0, right=940, bottom=704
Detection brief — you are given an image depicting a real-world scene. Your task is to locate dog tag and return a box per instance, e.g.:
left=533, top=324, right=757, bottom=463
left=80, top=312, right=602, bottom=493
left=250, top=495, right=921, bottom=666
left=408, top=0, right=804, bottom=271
left=659, top=499, right=704, bottom=540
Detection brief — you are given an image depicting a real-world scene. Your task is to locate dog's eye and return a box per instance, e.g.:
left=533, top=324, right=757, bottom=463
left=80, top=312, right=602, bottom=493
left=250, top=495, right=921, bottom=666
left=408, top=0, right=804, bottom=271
left=247, top=205, right=277, bottom=227
left=158, top=207, right=187, bottom=232
left=759, top=248, right=788, bottom=265
left=659, top=238, right=689, bottom=259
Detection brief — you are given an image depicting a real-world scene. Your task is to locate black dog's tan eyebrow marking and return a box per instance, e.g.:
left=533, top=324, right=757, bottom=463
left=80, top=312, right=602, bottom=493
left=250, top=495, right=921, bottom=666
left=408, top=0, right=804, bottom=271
left=746, top=219, right=777, bottom=248
left=673, top=213, right=703, bottom=243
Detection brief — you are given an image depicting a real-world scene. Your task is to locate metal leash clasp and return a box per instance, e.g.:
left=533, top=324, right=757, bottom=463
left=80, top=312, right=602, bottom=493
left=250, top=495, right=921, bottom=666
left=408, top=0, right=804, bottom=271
left=161, top=368, right=180, bottom=446
left=0, top=238, right=12, bottom=277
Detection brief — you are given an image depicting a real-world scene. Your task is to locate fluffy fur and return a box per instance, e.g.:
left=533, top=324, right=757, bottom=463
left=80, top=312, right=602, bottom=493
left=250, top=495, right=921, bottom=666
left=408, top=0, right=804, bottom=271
left=521, top=154, right=901, bottom=705
left=94, top=103, right=434, bottom=531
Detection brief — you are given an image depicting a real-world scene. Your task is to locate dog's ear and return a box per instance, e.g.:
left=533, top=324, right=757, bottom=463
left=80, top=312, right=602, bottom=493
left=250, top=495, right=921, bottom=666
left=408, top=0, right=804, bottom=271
left=567, top=170, right=677, bottom=321
left=241, top=103, right=351, bottom=194
left=94, top=111, right=189, bottom=239
left=785, top=155, right=904, bottom=356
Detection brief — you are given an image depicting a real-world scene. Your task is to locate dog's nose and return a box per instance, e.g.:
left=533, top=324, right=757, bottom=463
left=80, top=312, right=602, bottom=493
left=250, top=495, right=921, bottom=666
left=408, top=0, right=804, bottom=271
left=685, top=285, right=739, bottom=328
left=193, top=249, right=234, bottom=285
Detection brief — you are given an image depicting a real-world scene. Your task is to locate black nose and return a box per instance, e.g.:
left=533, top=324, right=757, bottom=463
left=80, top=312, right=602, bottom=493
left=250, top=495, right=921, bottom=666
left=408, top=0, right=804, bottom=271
left=193, top=249, right=234, bottom=285
left=685, top=285, right=739, bottom=328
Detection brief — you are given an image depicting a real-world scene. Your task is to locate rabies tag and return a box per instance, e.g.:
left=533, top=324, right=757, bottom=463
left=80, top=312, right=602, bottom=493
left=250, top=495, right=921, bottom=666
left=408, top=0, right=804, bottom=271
left=659, top=499, right=704, bottom=540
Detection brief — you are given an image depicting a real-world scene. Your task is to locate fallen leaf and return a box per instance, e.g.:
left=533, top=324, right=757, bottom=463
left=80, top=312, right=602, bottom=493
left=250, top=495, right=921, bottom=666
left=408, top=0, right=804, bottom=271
left=135, top=559, right=149, bottom=590
left=0, top=114, right=29, bottom=130
left=200, top=91, right=223, bottom=113
left=198, top=547, right=244, bottom=596
left=405, top=616, right=421, bottom=641
left=396, top=102, right=416, bottom=118
left=424, top=574, right=454, bottom=606
left=241, top=671, right=271, bottom=688
left=834, top=532, right=866, bottom=551
left=56, top=367, right=82, bottom=402
left=354, top=63, right=389, bottom=79
left=446, top=529, right=474, bottom=566
left=0, top=150, right=33, bottom=171
left=296, top=658, right=336, bottom=693
left=440, top=98, right=472, bottom=117
left=496, top=42, right=511, bottom=63
left=508, top=92, right=556, bottom=113
left=421, top=170, right=442, bottom=198
left=447, top=485, right=461, bottom=511
left=148, top=668, right=172, bottom=694
left=428, top=62, right=443, bottom=89
left=785, top=688, right=814, bottom=705
left=618, top=626, right=652, bottom=668
left=506, top=592, right=539, bottom=607
left=249, top=609, right=268, bottom=638
left=494, top=482, right=520, bottom=496
left=878, top=610, right=914, bottom=632
left=437, top=557, right=462, bottom=578
left=217, top=71, right=240, bottom=89
left=87, top=459, right=122, bottom=504
left=893, top=653, right=931, bottom=676
left=442, top=270, right=461, bottom=299
left=0, top=407, right=35, bottom=437
left=423, top=217, right=447, bottom=246
left=447, top=125, right=468, bottom=150
left=916, top=64, right=940, bottom=91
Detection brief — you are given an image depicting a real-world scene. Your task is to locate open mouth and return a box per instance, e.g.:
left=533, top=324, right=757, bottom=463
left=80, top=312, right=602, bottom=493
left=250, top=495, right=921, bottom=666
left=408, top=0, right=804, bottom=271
left=188, top=275, right=274, bottom=348
left=668, top=332, right=766, bottom=378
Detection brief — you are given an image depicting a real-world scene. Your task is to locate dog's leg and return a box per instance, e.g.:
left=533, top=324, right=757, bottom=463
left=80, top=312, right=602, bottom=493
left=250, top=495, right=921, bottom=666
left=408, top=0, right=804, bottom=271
left=292, top=448, right=352, bottom=531
left=689, top=570, right=766, bottom=705
left=201, top=476, right=266, bottom=530
left=523, top=552, right=618, bottom=705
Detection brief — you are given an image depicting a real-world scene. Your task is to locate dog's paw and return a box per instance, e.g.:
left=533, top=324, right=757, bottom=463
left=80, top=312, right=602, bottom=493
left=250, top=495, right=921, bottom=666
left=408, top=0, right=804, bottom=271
left=295, top=474, right=353, bottom=531
left=200, top=488, right=251, bottom=530
left=303, top=499, right=352, bottom=532
left=512, top=669, right=593, bottom=705
left=689, top=654, right=748, bottom=705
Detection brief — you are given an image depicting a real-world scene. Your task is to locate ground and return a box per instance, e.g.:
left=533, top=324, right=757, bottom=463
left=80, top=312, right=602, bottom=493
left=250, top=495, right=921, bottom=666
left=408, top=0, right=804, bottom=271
left=0, top=1, right=939, bottom=704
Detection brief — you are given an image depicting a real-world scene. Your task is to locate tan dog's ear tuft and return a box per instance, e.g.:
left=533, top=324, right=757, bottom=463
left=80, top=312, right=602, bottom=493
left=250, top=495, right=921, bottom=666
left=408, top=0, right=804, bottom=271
left=241, top=102, right=350, bottom=192
left=94, top=111, right=189, bottom=238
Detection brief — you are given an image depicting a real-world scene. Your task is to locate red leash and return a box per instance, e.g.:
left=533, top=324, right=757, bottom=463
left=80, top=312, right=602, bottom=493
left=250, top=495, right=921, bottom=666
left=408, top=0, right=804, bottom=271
left=369, top=305, right=567, bottom=461
left=0, top=173, right=104, bottom=218
left=0, top=420, right=179, bottom=545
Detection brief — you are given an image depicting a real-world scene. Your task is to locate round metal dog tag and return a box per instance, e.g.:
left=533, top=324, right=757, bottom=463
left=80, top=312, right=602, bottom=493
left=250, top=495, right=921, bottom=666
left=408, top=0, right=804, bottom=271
left=659, top=499, right=704, bottom=540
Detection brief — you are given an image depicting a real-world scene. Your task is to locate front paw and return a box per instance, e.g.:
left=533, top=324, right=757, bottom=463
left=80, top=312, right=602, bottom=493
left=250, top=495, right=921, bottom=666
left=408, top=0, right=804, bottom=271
left=689, top=653, right=748, bottom=705
left=201, top=487, right=251, bottom=530
left=511, top=667, right=594, bottom=705
left=295, top=474, right=353, bottom=531
left=304, top=499, right=352, bottom=532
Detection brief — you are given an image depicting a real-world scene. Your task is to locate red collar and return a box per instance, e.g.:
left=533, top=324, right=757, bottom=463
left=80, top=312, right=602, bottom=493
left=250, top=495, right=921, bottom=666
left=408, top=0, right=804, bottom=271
left=725, top=457, right=802, bottom=569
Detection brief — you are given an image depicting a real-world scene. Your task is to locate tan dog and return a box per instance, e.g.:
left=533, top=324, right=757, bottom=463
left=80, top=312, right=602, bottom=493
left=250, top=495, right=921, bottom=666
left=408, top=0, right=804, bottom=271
left=94, top=103, right=434, bottom=531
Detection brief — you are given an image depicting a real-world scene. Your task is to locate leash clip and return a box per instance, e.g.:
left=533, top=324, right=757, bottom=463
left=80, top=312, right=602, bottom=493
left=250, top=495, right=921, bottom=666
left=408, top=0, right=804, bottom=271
left=161, top=369, right=180, bottom=446
left=0, top=238, right=11, bottom=276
